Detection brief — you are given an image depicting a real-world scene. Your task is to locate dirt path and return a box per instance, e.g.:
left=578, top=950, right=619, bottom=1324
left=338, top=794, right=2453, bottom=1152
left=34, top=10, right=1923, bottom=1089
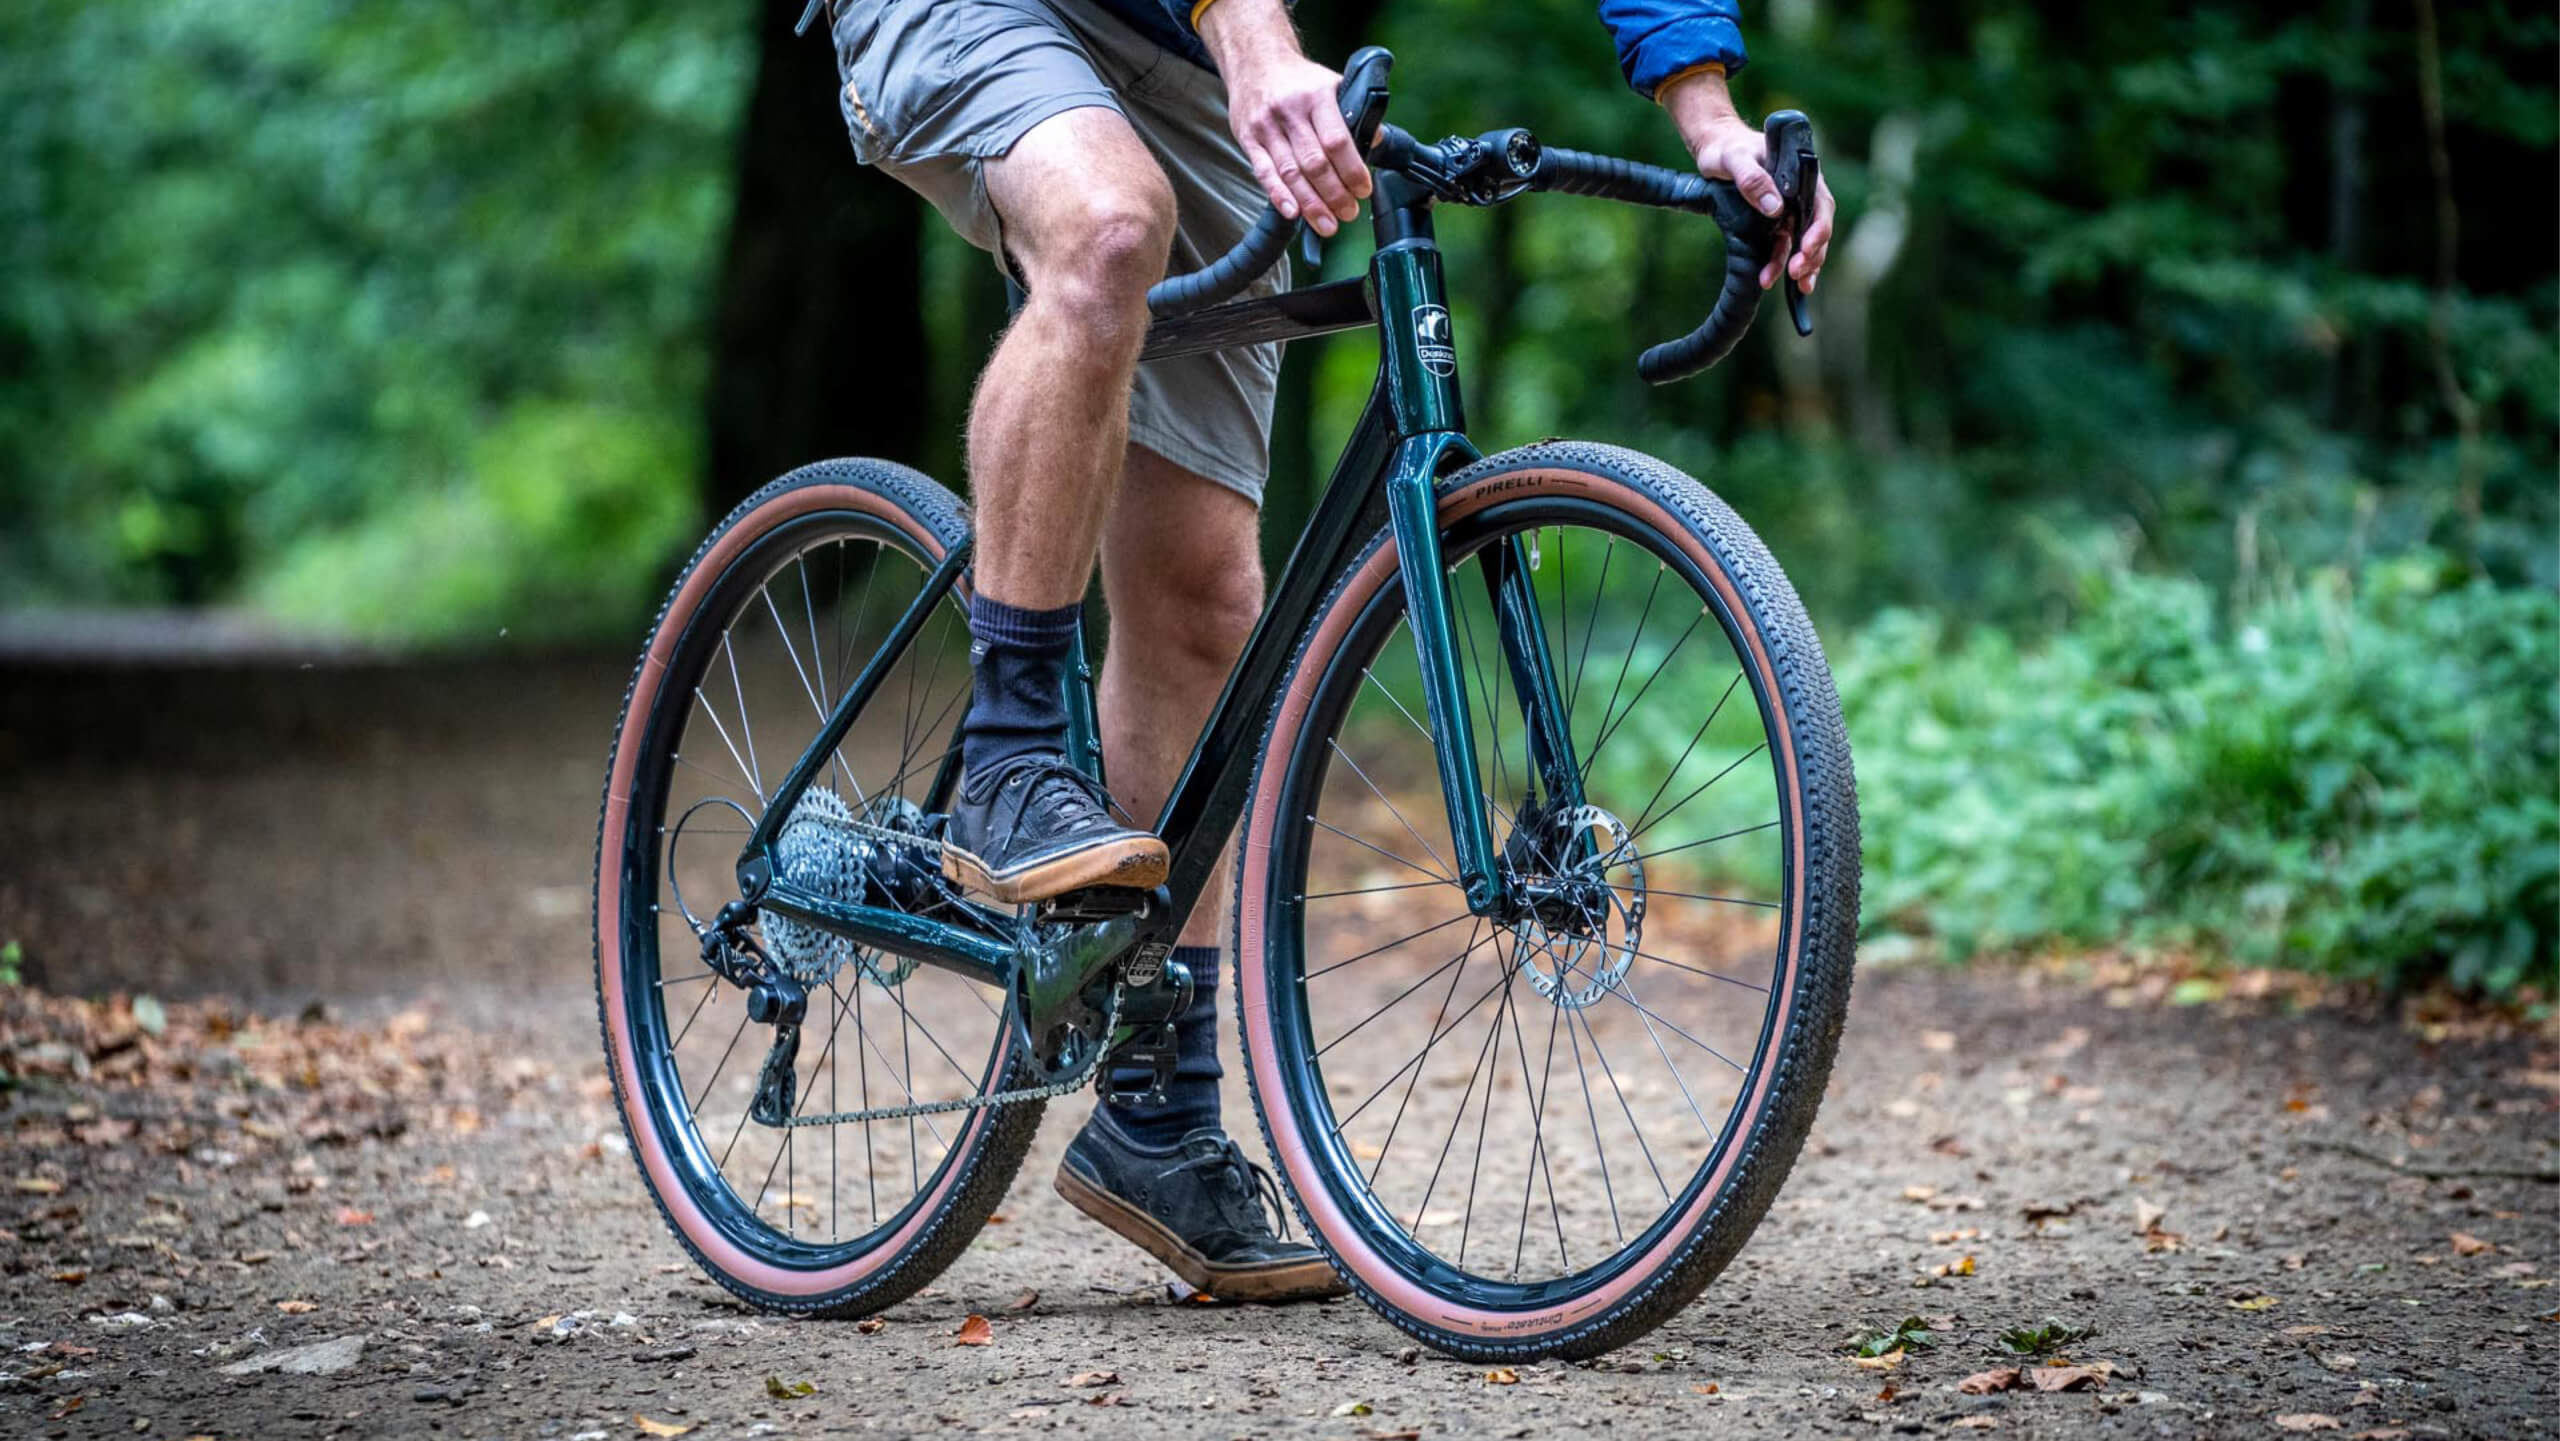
left=2, top=660, right=2554, bottom=1440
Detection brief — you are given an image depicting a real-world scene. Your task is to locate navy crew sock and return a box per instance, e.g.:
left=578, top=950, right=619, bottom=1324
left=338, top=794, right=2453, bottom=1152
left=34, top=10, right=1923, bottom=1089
left=959, top=594, right=1084, bottom=780
left=1102, top=944, right=1223, bottom=1147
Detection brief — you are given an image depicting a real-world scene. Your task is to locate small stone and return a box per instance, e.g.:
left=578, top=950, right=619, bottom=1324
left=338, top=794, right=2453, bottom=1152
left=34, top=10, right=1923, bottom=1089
left=218, top=1334, right=367, bottom=1377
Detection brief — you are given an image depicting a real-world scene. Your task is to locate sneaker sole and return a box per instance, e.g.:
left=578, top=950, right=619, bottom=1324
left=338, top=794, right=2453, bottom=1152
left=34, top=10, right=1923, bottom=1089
left=942, top=837, right=1168, bottom=905
left=1054, top=1161, right=1347, bottom=1303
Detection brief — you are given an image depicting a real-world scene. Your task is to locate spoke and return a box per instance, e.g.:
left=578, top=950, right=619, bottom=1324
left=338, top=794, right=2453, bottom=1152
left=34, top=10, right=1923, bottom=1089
left=1632, top=890, right=1781, bottom=913
left=1628, top=819, right=1781, bottom=864
left=1315, top=929, right=1487, bottom=1056
left=874, top=976, right=993, bottom=1094
left=1457, top=960, right=1513, bottom=1273
left=1630, top=670, right=1744, bottom=834
left=1583, top=566, right=1666, bottom=775
left=896, top=608, right=961, bottom=805
left=1405, top=942, right=1523, bottom=1238
left=1565, top=536, right=1616, bottom=731
left=1629, top=742, right=1769, bottom=846
left=721, top=634, right=766, bottom=802
left=1298, top=877, right=1459, bottom=902
left=1327, top=740, right=1455, bottom=881
left=1614, top=978, right=1748, bottom=1073
left=1358, top=917, right=1483, bottom=1187
left=656, top=971, right=722, bottom=989
left=1358, top=667, right=1518, bottom=829
left=856, top=973, right=878, bottom=1225
left=669, top=966, right=723, bottom=1049
left=763, top=587, right=826, bottom=722
left=688, top=688, right=759, bottom=801
left=832, top=542, right=885, bottom=693
left=1571, top=1001, right=1670, bottom=1199
left=690, top=1013, right=751, bottom=1116
left=1331, top=946, right=1515, bottom=1133
left=1564, top=998, right=1625, bottom=1246
left=799, top=555, right=830, bottom=707
left=1307, top=909, right=1478, bottom=983
left=1307, top=814, right=1450, bottom=884
left=1505, top=943, right=1570, bottom=1278
left=1578, top=609, right=1705, bottom=789
left=1623, top=973, right=1716, bottom=1137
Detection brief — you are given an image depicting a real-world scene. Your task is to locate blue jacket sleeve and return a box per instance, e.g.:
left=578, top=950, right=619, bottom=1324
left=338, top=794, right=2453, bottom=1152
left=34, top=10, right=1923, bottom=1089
left=1599, top=0, right=1748, bottom=99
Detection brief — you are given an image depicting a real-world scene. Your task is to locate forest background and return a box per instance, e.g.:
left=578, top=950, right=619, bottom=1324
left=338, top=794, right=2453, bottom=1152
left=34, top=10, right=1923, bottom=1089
left=3, top=0, right=2551, bottom=995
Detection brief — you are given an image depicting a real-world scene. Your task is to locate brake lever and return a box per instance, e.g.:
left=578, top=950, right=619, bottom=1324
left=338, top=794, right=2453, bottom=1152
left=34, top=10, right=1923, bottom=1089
left=1761, top=110, right=1818, bottom=338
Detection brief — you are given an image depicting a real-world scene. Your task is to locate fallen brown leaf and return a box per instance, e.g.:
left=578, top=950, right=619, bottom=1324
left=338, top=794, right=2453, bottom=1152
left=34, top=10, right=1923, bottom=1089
left=49, top=1397, right=84, bottom=1421
left=1484, top=1367, right=1519, bottom=1385
left=15, top=1176, right=63, bottom=1195
left=1066, top=1370, right=1120, bottom=1388
left=857, top=1318, right=885, bottom=1334
left=953, top=1314, right=992, bottom=1346
left=2027, top=1365, right=2105, bottom=1393
left=275, top=1300, right=317, bottom=1314
left=1851, top=1348, right=1905, bottom=1371
left=335, top=1207, right=375, bottom=1226
left=1005, top=1287, right=1040, bottom=1312
left=2230, top=1295, right=2280, bottom=1311
left=633, top=1417, right=692, bottom=1437
left=2450, top=1231, right=2492, bottom=1257
left=49, top=1268, right=86, bottom=1285
left=2273, top=1416, right=2343, bottom=1432
left=1959, top=1368, right=2020, bottom=1395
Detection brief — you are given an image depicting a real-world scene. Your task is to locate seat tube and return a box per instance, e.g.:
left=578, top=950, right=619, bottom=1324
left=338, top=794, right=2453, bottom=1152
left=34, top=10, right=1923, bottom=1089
left=1372, top=222, right=1508, bottom=916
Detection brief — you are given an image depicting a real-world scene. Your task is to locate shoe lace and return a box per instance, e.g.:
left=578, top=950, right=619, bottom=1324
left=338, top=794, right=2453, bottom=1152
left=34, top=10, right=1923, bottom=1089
left=1171, top=1135, right=1292, bottom=1241
left=991, top=753, right=1131, bottom=828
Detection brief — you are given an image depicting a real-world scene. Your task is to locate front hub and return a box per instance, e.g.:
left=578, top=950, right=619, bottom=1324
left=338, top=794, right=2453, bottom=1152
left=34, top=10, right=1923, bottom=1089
left=1500, top=803, right=1645, bottom=1011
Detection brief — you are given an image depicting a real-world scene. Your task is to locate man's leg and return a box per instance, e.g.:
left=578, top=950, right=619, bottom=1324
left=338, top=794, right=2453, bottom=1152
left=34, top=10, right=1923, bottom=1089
left=941, top=108, right=1179, bottom=903
left=1093, top=445, right=1261, bottom=1146
left=1051, top=443, right=1344, bottom=1303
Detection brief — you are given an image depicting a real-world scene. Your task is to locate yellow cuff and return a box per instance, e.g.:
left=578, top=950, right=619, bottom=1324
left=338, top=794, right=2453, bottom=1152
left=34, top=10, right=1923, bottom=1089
left=1190, top=0, right=1218, bottom=26
left=1652, top=61, right=1727, bottom=104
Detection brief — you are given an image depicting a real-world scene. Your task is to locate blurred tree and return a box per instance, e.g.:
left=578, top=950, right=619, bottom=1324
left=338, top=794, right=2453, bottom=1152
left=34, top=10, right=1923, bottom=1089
left=705, top=7, right=927, bottom=515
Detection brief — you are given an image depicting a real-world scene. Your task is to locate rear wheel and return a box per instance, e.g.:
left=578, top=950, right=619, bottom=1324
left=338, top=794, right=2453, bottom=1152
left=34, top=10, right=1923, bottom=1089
left=594, top=459, right=1038, bottom=1316
left=1234, top=442, right=1859, bottom=1360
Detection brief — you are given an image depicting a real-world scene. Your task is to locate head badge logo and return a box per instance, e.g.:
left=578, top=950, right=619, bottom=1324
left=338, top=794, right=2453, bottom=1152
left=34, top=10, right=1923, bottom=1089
left=1412, top=304, right=1455, bottom=376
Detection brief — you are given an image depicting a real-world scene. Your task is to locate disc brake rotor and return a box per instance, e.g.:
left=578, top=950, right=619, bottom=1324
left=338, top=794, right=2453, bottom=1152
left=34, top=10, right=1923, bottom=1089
left=1511, top=804, right=1644, bottom=1011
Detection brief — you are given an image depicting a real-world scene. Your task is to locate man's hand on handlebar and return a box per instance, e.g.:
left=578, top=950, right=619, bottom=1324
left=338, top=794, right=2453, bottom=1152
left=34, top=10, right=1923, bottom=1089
left=1659, top=67, right=1836, bottom=294
left=1199, top=0, right=1372, bottom=239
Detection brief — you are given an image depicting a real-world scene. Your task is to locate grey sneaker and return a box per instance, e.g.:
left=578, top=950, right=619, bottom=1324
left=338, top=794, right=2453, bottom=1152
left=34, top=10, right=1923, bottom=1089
left=1055, top=1109, right=1347, bottom=1303
left=941, top=752, right=1168, bottom=904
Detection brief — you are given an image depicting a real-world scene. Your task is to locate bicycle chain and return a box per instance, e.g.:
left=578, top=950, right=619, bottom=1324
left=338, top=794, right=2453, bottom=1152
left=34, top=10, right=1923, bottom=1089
left=773, top=986, right=1120, bottom=1129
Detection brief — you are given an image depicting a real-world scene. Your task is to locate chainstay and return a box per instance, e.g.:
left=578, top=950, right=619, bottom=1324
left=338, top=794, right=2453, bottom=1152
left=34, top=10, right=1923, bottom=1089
left=774, top=988, right=1120, bottom=1129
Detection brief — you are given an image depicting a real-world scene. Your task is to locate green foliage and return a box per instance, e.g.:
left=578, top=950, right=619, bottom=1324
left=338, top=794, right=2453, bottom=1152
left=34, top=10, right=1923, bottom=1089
left=1839, top=553, right=2559, bottom=996
left=0, top=0, right=742, bottom=635
left=1998, top=1318, right=2098, bottom=1358
left=1846, top=1316, right=1941, bottom=1358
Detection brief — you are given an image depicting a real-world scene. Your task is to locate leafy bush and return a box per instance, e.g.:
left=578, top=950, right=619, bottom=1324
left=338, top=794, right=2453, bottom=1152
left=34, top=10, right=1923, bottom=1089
left=1837, top=554, right=2557, bottom=996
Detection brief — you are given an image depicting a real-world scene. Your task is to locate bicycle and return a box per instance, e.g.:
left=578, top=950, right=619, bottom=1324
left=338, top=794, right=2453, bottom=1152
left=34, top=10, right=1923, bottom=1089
left=594, top=48, right=1857, bottom=1361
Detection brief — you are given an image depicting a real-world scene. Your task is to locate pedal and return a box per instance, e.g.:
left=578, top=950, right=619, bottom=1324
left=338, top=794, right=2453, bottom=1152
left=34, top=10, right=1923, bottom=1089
left=1097, top=1021, right=1179, bottom=1108
left=1035, top=884, right=1160, bottom=925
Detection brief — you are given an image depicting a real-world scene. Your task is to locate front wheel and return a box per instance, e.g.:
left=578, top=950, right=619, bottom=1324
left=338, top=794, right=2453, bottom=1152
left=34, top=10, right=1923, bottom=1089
left=1234, top=442, right=1859, bottom=1360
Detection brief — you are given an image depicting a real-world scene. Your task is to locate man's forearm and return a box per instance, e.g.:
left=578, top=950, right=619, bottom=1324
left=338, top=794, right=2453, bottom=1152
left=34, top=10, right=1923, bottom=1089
left=1194, top=0, right=1303, bottom=76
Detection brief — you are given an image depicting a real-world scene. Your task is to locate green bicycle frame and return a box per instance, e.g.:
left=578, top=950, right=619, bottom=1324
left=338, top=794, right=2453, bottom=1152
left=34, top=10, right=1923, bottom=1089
left=738, top=185, right=1588, bottom=989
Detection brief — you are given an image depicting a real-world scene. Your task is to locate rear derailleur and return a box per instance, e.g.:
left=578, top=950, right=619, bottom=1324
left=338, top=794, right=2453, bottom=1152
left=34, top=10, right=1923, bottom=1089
left=700, top=901, right=809, bottom=1128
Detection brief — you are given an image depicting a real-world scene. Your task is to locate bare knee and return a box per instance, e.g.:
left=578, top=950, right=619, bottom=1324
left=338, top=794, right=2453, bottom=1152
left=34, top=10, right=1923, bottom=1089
left=1024, top=180, right=1175, bottom=332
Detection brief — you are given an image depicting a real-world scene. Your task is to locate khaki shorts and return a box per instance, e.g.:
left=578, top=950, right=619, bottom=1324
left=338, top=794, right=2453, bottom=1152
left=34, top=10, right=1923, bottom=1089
left=830, top=0, right=1283, bottom=505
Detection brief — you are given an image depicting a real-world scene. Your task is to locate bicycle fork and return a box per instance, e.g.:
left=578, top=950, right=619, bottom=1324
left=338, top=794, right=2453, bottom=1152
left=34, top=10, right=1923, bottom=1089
left=1371, top=239, right=1587, bottom=922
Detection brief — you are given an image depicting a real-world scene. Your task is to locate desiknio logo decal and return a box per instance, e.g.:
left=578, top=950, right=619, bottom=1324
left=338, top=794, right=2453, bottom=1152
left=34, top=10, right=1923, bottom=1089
left=1412, top=304, right=1454, bottom=376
